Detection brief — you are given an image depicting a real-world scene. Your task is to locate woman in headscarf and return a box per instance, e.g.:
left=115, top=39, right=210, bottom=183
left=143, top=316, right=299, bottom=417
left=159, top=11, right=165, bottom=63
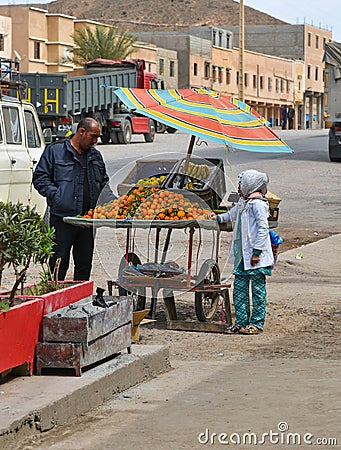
left=211, top=169, right=274, bottom=334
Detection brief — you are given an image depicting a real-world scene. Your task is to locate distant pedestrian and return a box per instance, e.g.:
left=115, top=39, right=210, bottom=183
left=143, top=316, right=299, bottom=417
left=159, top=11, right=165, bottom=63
left=281, top=106, right=287, bottom=130
left=287, top=105, right=295, bottom=129
left=210, top=170, right=274, bottom=334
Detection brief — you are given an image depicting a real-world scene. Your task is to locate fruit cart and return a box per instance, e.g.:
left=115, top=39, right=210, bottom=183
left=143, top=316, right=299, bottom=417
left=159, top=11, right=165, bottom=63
left=64, top=215, right=232, bottom=325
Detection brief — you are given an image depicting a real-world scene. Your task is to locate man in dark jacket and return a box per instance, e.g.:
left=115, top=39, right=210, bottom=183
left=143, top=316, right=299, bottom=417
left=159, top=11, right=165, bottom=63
left=33, top=117, right=111, bottom=281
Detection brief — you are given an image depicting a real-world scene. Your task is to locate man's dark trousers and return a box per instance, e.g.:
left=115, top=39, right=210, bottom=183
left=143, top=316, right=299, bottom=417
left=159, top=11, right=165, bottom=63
left=49, top=214, right=94, bottom=281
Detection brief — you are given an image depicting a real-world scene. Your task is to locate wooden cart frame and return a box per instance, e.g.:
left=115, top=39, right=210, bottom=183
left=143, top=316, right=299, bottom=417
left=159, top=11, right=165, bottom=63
left=65, top=217, right=232, bottom=325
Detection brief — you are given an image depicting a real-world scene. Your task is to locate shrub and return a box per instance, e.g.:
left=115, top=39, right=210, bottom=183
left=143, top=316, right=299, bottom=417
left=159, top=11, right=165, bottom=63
left=0, top=201, right=55, bottom=305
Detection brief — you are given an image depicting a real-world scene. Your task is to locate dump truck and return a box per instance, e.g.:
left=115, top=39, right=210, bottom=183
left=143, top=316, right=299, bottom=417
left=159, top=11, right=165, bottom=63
left=19, top=59, right=163, bottom=144
left=323, top=41, right=341, bottom=125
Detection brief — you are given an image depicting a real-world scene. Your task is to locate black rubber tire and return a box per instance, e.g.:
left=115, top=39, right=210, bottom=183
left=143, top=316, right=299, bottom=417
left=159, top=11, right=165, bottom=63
left=110, top=132, right=119, bottom=144
left=144, top=120, right=156, bottom=142
left=118, top=120, right=132, bottom=144
left=118, top=253, right=146, bottom=310
left=166, top=126, right=177, bottom=134
left=157, top=122, right=166, bottom=133
left=194, top=259, right=221, bottom=322
left=101, top=131, right=110, bottom=144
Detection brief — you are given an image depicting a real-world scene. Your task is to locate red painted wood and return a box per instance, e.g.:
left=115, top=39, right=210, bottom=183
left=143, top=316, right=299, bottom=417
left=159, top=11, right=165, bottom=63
left=41, top=280, right=94, bottom=315
left=0, top=281, right=94, bottom=374
left=0, top=299, right=43, bottom=374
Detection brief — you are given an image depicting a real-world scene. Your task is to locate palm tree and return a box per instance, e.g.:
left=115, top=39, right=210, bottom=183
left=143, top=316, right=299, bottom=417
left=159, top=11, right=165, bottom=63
left=71, top=25, right=136, bottom=65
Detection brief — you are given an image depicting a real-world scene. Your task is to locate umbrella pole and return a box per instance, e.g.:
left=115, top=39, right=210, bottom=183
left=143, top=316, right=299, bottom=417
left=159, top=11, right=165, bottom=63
left=179, top=135, right=196, bottom=189
left=183, top=135, right=196, bottom=172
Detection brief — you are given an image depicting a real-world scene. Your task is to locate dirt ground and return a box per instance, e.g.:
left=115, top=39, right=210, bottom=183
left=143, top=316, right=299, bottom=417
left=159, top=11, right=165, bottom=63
left=128, top=227, right=340, bottom=364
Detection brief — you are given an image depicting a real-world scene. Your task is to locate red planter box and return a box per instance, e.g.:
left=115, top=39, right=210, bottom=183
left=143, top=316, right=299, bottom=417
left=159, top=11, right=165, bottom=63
left=0, top=298, right=43, bottom=375
left=0, top=280, right=94, bottom=375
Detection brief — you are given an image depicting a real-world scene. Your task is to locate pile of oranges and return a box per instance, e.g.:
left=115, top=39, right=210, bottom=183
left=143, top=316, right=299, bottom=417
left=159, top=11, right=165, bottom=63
left=82, top=186, right=211, bottom=221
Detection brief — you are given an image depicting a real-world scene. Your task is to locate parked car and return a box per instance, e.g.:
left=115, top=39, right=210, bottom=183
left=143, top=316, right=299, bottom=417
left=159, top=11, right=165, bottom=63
left=328, top=121, right=341, bottom=162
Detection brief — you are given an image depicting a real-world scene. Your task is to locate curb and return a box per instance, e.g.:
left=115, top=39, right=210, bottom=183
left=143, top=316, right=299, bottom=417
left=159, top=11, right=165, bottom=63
left=0, top=345, right=170, bottom=448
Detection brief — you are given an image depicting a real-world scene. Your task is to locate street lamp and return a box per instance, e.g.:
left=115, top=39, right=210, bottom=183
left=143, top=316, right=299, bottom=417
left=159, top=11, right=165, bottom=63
left=239, top=0, right=245, bottom=102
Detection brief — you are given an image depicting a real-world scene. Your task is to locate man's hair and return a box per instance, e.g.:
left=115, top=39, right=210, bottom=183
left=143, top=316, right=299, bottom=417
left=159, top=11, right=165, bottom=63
left=77, top=117, right=98, bottom=131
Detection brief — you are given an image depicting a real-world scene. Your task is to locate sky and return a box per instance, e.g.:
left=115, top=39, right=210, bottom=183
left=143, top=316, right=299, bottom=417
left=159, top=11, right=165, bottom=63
left=244, top=0, right=341, bottom=42
left=0, top=0, right=340, bottom=43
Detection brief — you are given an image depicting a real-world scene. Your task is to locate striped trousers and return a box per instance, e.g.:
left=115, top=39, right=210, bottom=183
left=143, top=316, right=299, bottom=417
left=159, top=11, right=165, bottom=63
left=233, top=273, right=267, bottom=330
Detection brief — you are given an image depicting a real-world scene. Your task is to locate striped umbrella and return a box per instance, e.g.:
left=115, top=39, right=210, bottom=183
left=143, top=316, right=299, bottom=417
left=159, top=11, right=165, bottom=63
left=111, top=87, right=293, bottom=153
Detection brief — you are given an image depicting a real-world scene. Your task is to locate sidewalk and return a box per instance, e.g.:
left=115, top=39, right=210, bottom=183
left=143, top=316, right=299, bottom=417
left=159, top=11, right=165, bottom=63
left=0, top=235, right=340, bottom=449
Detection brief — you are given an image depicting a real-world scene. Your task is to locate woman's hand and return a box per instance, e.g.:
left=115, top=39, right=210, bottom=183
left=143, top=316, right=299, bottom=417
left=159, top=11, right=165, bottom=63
left=210, top=212, right=218, bottom=220
left=250, top=254, right=260, bottom=266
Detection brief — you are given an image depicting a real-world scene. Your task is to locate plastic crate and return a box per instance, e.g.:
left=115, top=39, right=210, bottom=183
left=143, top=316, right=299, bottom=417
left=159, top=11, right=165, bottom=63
left=117, top=159, right=177, bottom=196
left=162, top=157, right=226, bottom=210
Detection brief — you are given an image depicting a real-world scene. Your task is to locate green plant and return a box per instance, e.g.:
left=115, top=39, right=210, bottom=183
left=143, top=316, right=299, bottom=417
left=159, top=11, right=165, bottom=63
left=28, top=258, right=65, bottom=296
left=71, top=24, right=136, bottom=65
left=0, top=201, right=55, bottom=305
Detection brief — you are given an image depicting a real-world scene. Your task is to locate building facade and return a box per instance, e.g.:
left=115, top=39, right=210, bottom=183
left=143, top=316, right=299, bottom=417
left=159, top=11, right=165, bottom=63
left=228, top=24, right=333, bottom=129
left=134, top=28, right=299, bottom=128
left=0, top=5, right=178, bottom=90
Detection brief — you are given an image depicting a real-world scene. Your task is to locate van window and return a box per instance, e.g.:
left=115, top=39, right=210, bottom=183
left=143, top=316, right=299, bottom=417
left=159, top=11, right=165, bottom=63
left=3, top=106, right=22, bottom=144
left=24, top=110, right=41, bottom=148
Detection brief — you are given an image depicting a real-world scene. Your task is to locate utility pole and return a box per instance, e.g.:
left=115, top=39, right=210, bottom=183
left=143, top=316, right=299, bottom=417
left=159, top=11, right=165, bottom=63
left=238, top=0, right=245, bottom=102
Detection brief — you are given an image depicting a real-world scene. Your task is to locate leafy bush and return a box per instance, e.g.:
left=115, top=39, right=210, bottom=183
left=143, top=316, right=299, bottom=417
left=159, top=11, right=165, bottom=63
left=0, top=201, right=55, bottom=305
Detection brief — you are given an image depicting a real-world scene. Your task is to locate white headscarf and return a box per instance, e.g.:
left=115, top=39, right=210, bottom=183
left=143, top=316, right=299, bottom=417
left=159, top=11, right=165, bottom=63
left=238, top=169, right=269, bottom=198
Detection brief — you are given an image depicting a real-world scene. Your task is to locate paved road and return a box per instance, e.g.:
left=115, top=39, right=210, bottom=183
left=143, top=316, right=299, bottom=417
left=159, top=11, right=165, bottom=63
left=98, top=129, right=340, bottom=235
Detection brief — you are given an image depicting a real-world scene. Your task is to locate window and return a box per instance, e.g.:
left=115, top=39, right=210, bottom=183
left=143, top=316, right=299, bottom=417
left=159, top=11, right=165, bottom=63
left=204, top=62, right=210, bottom=79
left=308, top=33, right=311, bottom=47
left=226, top=34, right=231, bottom=49
left=212, top=30, right=216, bottom=45
left=236, top=71, right=239, bottom=86
left=323, top=37, right=326, bottom=48
left=159, top=58, right=164, bottom=76
left=24, top=110, right=41, bottom=148
left=286, top=80, right=290, bottom=93
left=244, top=73, right=248, bottom=87
left=3, top=107, right=22, bottom=144
left=316, top=35, right=319, bottom=49
left=253, top=74, right=257, bottom=89
left=212, top=66, right=217, bottom=82
left=148, top=63, right=152, bottom=72
left=0, top=34, right=4, bottom=52
left=281, top=79, right=285, bottom=92
left=276, top=79, right=279, bottom=92
left=193, top=62, right=198, bottom=77
left=218, top=67, right=223, bottom=84
left=34, top=41, right=40, bottom=60
left=218, top=32, right=223, bottom=47
left=170, top=60, right=175, bottom=77
left=315, top=66, right=319, bottom=81
left=226, top=69, right=231, bottom=85
left=268, top=77, right=272, bottom=91
left=260, top=76, right=264, bottom=90
left=307, top=65, right=311, bottom=79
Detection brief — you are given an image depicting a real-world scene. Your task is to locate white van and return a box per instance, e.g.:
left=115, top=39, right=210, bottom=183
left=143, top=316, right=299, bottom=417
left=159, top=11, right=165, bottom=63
left=0, top=94, right=47, bottom=214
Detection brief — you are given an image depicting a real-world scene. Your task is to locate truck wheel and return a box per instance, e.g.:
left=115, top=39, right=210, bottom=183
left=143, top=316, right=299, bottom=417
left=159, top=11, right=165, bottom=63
left=157, top=122, right=166, bottom=133
left=166, top=126, right=177, bottom=134
left=101, top=131, right=110, bottom=144
left=144, top=120, right=156, bottom=142
left=110, top=132, right=119, bottom=144
left=118, top=120, right=132, bottom=144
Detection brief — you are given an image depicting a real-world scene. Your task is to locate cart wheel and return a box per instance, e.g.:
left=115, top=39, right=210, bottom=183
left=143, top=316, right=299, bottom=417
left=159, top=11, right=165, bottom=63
left=194, top=259, right=220, bottom=322
left=118, top=253, right=146, bottom=311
